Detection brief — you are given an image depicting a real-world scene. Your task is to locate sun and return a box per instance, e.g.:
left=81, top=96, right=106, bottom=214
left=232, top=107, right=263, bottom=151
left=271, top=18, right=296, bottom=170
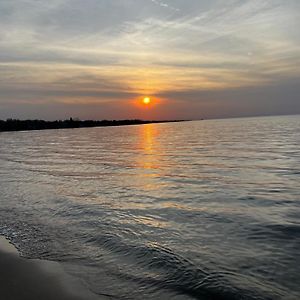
left=143, top=97, right=151, bottom=104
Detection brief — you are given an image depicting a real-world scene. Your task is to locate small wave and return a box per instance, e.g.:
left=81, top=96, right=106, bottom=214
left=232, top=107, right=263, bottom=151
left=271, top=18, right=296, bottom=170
left=247, top=222, right=300, bottom=241
left=266, top=224, right=300, bottom=239
left=87, top=234, right=280, bottom=300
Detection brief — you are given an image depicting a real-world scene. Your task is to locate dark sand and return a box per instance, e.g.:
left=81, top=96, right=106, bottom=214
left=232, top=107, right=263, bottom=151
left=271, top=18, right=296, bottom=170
left=0, top=236, right=107, bottom=300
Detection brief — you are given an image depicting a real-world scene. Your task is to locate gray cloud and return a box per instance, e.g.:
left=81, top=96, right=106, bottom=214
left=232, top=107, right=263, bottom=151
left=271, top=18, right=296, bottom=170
left=157, top=77, right=300, bottom=118
left=0, top=0, right=299, bottom=119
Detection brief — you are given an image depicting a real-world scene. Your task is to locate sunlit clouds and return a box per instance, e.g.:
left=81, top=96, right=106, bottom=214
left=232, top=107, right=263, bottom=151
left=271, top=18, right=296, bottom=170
left=0, top=0, right=299, bottom=119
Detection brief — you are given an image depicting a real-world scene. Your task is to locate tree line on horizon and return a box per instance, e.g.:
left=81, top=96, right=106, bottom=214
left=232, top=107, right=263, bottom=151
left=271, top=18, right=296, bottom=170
left=0, top=118, right=183, bottom=132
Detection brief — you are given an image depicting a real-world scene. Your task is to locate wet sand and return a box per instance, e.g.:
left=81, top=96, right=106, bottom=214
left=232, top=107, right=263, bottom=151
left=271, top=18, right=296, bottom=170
left=0, top=236, right=106, bottom=300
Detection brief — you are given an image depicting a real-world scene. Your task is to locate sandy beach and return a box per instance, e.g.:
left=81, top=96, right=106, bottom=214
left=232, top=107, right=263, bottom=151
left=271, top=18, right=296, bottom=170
left=0, top=236, right=104, bottom=300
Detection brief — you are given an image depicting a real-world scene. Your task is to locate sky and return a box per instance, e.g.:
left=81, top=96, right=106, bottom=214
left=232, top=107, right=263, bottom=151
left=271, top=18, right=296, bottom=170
left=0, top=0, right=299, bottom=120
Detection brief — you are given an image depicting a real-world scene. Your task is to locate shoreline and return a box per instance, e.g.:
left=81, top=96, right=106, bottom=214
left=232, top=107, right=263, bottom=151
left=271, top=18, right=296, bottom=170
left=0, top=236, right=106, bottom=300
left=0, top=119, right=188, bottom=133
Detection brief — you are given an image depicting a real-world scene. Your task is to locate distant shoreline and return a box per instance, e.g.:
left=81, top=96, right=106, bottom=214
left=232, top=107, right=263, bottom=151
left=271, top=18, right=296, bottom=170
left=0, top=119, right=188, bottom=132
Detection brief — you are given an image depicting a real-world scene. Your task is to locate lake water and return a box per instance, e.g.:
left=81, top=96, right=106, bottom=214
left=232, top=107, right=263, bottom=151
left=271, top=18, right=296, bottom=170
left=0, top=115, right=299, bottom=300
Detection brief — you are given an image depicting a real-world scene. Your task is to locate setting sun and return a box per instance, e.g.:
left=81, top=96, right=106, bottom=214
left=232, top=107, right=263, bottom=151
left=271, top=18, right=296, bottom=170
left=143, top=97, right=151, bottom=104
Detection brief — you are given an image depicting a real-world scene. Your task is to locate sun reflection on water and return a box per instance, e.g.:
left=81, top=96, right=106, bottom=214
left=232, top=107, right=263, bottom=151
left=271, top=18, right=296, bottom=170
left=132, top=124, right=168, bottom=193
left=138, top=124, right=160, bottom=170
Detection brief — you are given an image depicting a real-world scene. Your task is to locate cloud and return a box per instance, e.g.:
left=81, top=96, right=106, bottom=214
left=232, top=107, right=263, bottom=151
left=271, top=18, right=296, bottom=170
left=0, top=0, right=299, bottom=119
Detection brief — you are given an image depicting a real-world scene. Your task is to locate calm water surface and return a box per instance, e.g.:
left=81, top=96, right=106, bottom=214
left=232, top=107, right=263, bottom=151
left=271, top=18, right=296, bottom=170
left=0, top=115, right=299, bottom=300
